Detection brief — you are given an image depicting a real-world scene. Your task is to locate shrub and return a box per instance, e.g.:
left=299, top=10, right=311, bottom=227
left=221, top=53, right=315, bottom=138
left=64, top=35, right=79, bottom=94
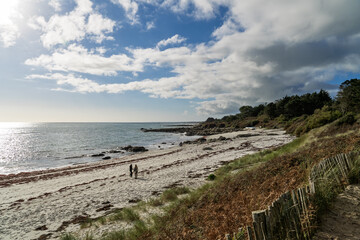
left=208, top=174, right=216, bottom=181
left=294, top=107, right=342, bottom=136
left=336, top=112, right=356, bottom=126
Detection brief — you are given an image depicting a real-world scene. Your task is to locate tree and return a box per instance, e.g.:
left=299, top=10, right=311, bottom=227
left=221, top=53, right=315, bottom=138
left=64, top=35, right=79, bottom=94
left=264, top=102, right=277, bottom=119
left=239, top=106, right=254, bottom=118
left=336, top=79, right=360, bottom=113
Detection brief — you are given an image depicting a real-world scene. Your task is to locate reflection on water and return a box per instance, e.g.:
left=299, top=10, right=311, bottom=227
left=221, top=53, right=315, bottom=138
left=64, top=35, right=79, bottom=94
left=0, top=122, right=198, bottom=175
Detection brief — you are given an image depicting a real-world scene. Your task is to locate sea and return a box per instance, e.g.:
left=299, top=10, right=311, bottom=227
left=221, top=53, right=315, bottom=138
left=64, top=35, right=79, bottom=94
left=0, top=122, right=200, bottom=175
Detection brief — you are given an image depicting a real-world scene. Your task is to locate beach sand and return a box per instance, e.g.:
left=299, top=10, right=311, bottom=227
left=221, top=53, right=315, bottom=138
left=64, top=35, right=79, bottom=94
left=0, top=129, right=294, bottom=240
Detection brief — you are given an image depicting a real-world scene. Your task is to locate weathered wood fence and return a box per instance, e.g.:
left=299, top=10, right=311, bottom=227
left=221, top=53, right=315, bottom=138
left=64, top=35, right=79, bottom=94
left=223, top=152, right=359, bottom=240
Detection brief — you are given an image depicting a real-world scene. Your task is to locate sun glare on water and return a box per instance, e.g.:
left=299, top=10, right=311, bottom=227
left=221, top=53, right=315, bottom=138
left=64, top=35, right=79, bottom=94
left=0, top=0, right=19, bottom=25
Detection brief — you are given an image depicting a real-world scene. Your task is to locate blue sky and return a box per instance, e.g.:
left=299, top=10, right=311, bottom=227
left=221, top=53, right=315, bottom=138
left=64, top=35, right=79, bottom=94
left=1, top=0, right=360, bottom=122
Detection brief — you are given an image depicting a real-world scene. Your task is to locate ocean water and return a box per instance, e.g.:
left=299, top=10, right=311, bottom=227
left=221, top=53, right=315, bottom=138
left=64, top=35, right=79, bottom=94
left=0, top=122, right=199, bottom=175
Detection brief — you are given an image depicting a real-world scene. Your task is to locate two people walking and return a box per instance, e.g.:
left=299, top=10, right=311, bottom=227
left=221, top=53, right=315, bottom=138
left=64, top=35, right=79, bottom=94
left=129, top=163, right=138, bottom=179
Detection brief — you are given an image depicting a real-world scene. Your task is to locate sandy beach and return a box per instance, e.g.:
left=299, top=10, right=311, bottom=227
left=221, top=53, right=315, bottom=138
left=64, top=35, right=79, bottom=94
left=0, top=129, right=294, bottom=240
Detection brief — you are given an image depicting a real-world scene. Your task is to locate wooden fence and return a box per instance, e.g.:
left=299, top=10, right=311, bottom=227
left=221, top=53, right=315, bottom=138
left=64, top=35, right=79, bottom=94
left=223, top=152, right=359, bottom=240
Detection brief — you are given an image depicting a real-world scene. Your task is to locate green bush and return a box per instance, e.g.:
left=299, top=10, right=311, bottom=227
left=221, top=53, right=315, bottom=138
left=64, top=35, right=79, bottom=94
left=208, top=174, right=216, bottom=181
left=294, top=107, right=342, bottom=136
left=336, top=112, right=356, bottom=126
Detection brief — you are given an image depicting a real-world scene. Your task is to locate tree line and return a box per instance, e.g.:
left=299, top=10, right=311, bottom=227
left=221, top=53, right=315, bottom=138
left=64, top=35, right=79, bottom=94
left=222, top=78, right=360, bottom=122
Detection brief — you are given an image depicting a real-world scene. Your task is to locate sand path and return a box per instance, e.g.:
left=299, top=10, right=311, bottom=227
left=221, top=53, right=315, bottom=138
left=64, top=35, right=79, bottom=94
left=313, top=184, right=360, bottom=240
left=0, top=129, right=293, bottom=240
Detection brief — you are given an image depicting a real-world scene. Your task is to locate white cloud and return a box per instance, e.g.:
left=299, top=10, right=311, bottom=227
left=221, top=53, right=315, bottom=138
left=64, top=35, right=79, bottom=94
left=95, top=47, right=107, bottom=55
left=0, top=1, right=21, bottom=47
left=86, top=13, right=116, bottom=43
left=156, top=34, right=186, bottom=48
left=111, top=0, right=139, bottom=24
left=49, top=0, right=62, bottom=12
left=25, top=44, right=142, bottom=76
left=27, top=0, right=360, bottom=116
left=29, top=0, right=115, bottom=48
left=146, top=21, right=155, bottom=30
left=0, top=24, right=20, bottom=48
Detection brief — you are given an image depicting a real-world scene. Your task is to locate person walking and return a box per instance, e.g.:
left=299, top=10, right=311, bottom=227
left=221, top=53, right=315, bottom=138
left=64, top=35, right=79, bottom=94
left=134, top=164, right=138, bottom=179
left=129, top=164, right=133, bottom=177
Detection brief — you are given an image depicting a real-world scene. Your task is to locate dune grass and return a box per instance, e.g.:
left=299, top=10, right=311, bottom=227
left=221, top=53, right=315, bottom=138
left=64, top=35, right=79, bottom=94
left=215, top=134, right=307, bottom=178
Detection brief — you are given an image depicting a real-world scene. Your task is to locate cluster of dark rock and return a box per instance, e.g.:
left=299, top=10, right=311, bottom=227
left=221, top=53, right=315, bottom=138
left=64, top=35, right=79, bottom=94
left=121, top=145, right=148, bottom=152
left=141, top=125, right=236, bottom=136
left=90, top=153, right=112, bottom=160
left=89, top=145, right=149, bottom=161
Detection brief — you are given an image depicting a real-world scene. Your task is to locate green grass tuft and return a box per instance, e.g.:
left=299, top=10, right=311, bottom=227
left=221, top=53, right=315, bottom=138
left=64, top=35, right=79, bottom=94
left=148, top=198, right=163, bottom=207
left=101, top=230, right=126, bottom=240
left=60, top=233, right=78, bottom=240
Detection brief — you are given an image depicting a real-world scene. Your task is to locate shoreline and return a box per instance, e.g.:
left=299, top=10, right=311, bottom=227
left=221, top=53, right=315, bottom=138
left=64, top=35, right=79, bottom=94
left=0, top=128, right=294, bottom=240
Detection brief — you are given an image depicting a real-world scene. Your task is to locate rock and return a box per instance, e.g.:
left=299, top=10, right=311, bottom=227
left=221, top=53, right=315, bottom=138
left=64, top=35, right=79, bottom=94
left=195, top=138, right=206, bottom=143
left=37, top=233, right=52, bottom=240
left=96, top=204, right=113, bottom=212
left=35, top=225, right=48, bottom=231
left=162, top=142, right=166, bottom=144
left=131, top=146, right=148, bottom=152
left=91, top=153, right=105, bottom=157
left=218, top=136, right=227, bottom=141
left=102, top=156, right=111, bottom=160
left=121, top=145, right=148, bottom=152
left=128, top=198, right=141, bottom=203
left=108, top=150, right=122, bottom=153
left=203, top=147, right=213, bottom=151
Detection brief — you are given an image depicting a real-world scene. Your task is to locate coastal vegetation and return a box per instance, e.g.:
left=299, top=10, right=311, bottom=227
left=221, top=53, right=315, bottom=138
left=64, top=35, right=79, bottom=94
left=63, top=79, right=360, bottom=239
left=199, top=78, right=360, bottom=137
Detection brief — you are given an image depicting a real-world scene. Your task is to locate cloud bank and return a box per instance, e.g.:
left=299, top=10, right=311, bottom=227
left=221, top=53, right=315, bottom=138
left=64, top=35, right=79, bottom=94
left=26, top=0, right=360, bottom=115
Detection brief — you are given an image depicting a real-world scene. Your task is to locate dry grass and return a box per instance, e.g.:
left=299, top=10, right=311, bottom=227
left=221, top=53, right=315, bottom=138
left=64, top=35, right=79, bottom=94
left=139, top=124, right=360, bottom=240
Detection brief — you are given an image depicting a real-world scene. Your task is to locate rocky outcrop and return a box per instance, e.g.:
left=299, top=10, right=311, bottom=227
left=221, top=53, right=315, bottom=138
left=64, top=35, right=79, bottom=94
left=121, top=145, right=148, bottom=152
left=141, top=126, right=237, bottom=136
left=90, top=153, right=105, bottom=157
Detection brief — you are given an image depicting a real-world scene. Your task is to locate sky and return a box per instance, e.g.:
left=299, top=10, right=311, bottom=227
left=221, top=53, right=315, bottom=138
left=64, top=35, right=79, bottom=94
left=1, top=0, right=360, bottom=122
